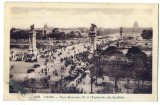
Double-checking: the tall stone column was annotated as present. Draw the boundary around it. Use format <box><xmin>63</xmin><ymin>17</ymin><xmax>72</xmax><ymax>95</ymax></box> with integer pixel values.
<box><xmin>32</xmin><ymin>31</ymin><xmax>37</xmax><ymax>53</ymax></box>
<box><xmin>28</xmin><ymin>25</ymin><xmax>37</xmax><ymax>55</ymax></box>
<box><xmin>88</xmin><ymin>23</ymin><xmax>97</xmax><ymax>94</ymax></box>
<box><xmin>28</xmin><ymin>31</ymin><xmax>33</xmax><ymax>54</ymax></box>
<box><xmin>90</xmin><ymin>36</ymin><xmax>97</xmax><ymax>52</ymax></box>
<box><xmin>88</xmin><ymin>24</ymin><xmax>97</xmax><ymax>54</ymax></box>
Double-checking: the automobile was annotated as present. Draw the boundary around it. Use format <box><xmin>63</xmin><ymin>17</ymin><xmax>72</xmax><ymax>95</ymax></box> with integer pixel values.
<box><xmin>10</xmin><ymin>65</ymin><xmax>14</xmax><ymax>70</ymax></box>
<box><xmin>102</xmin><ymin>82</ymin><xmax>112</xmax><ymax>86</ymax></box>
<box><xmin>102</xmin><ymin>76</ymin><xmax>110</xmax><ymax>83</ymax></box>
<box><xmin>25</xmin><ymin>54</ymin><xmax>37</xmax><ymax>62</ymax></box>
<box><xmin>33</xmin><ymin>64</ymin><xmax>40</xmax><ymax>68</ymax></box>
<box><xmin>71</xmin><ymin>72</ymin><xmax>78</xmax><ymax>76</ymax></box>
<box><xmin>69</xmin><ymin>74</ymin><xmax>76</xmax><ymax>78</ymax></box>
<box><xmin>75</xmin><ymin>69</ymin><xmax>84</xmax><ymax>73</ymax></box>
<box><xmin>27</xmin><ymin>69</ymin><xmax>35</xmax><ymax>73</ymax></box>
<box><xmin>46</xmin><ymin>58</ymin><xmax>50</xmax><ymax>62</ymax></box>
<box><xmin>84</xmin><ymin>70</ymin><xmax>90</xmax><ymax>74</ymax></box>
<box><xmin>15</xmin><ymin>56</ymin><xmax>23</xmax><ymax>61</ymax></box>
<box><xmin>72</xmin><ymin>70</ymin><xmax>78</xmax><ymax>74</ymax></box>
<box><xmin>40</xmin><ymin>54</ymin><xmax>45</xmax><ymax>58</ymax></box>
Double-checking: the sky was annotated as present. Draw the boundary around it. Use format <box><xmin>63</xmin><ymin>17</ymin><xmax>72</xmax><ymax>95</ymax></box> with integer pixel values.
<box><xmin>10</xmin><ymin>7</ymin><xmax>153</xmax><ymax>28</ymax></box>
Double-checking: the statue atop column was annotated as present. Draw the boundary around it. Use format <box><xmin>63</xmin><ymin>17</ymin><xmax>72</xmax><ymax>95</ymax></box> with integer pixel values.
<box><xmin>28</xmin><ymin>24</ymin><xmax>37</xmax><ymax>55</ymax></box>
<box><xmin>89</xmin><ymin>23</ymin><xmax>97</xmax><ymax>37</ymax></box>
<box><xmin>88</xmin><ymin>23</ymin><xmax>97</xmax><ymax>53</ymax></box>
<box><xmin>90</xmin><ymin>23</ymin><xmax>97</xmax><ymax>32</ymax></box>
<box><xmin>30</xmin><ymin>24</ymin><xmax>35</xmax><ymax>31</ymax></box>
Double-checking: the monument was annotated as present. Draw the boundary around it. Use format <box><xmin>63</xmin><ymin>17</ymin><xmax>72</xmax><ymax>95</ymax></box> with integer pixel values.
<box><xmin>43</xmin><ymin>23</ymin><xmax>47</xmax><ymax>37</ymax></box>
<box><xmin>120</xmin><ymin>27</ymin><xmax>123</xmax><ymax>38</ymax></box>
<box><xmin>25</xmin><ymin>24</ymin><xmax>38</xmax><ymax>62</ymax></box>
<box><xmin>133</xmin><ymin>21</ymin><xmax>138</xmax><ymax>29</ymax></box>
<box><xmin>28</xmin><ymin>24</ymin><xmax>37</xmax><ymax>54</ymax></box>
<box><xmin>88</xmin><ymin>23</ymin><xmax>97</xmax><ymax>54</ymax></box>
<box><xmin>88</xmin><ymin>23</ymin><xmax>98</xmax><ymax>93</ymax></box>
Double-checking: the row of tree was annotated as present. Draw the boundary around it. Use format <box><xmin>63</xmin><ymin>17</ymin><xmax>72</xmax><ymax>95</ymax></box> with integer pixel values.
<box><xmin>10</xmin><ymin>28</ymin><xmax>83</xmax><ymax>41</ymax></box>
<box><xmin>47</xmin><ymin>28</ymin><xmax>82</xmax><ymax>40</ymax></box>
<box><xmin>10</xmin><ymin>28</ymin><xmax>29</xmax><ymax>40</ymax></box>
<box><xmin>92</xmin><ymin>46</ymin><xmax>152</xmax><ymax>93</ymax></box>
<box><xmin>10</xmin><ymin>27</ymin><xmax>153</xmax><ymax>41</ymax></box>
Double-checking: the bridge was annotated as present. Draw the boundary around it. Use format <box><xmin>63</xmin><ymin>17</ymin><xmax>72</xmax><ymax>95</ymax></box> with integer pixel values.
<box><xmin>97</xmin><ymin>36</ymin><xmax>127</xmax><ymax>50</ymax></box>
<box><xmin>10</xmin><ymin>35</ymin><xmax>152</xmax><ymax>52</ymax></box>
<box><xmin>96</xmin><ymin>36</ymin><xmax>152</xmax><ymax>52</ymax></box>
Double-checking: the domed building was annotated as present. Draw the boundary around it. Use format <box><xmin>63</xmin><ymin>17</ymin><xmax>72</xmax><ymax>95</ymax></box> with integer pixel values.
<box><xmin>133</xmin><ymin>21</ymin><xmax>138</xmax><ymax>29</ymax></box>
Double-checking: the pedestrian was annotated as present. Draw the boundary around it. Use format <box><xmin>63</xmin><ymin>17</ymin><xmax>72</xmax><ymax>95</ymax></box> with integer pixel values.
<box><xmin>48</xmin><ymin>75</ymin><xmax>51</xmax><ymax>80</ymax></box>
<box><xmin>53</xmin><ymin>70</ymin><xmax>55</xmax><ymax>75</ymax></box>
<box><xmin>119</xmin><ymin>88</ymin><xmax>121</xmax><ymax>92</ymax></box>
<box><xmin>95</xmin><ymin>83</ymin><xmax>98</xmax><ymax>88</ymax></box>
<box><xmin>45</xmin><ymin>72</ymin><xmax>47</xmax><ymax>76</ymax></box>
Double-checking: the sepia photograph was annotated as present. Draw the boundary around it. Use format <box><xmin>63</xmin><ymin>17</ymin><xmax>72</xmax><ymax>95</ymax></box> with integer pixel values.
<box><xmin>3</xmin><ymin>3</ymin><xmax>158</xmax><ymax>101</ymax></box>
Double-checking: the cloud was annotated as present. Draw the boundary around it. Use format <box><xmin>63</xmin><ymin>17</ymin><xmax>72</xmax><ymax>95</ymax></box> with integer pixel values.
<box><xmin>10</xmin><ymin>8</ymin><xmax>153</xmax><ymax>28</ymax></box>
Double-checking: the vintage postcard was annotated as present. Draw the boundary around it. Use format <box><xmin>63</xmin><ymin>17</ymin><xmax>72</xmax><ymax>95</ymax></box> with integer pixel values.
<box><xmin>4</xmin><ymin>3</ymin><xmax>158</xmax><ymax>101</ymax></box>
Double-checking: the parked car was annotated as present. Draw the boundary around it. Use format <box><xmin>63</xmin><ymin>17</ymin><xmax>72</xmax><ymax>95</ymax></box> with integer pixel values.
<box><xmin>33</xmin><ymin>64</ymin><xmax>40</xmax><ymax>68</ymax></box>
<box><xmin>25</xmin><ymin>54</ymin><xmax>37</xmax><ymax>62</ymax></box>
<box><xmin>27</xmin><ymin>69</ymin><xmax>35</xmax><ymax>73</ymax></box>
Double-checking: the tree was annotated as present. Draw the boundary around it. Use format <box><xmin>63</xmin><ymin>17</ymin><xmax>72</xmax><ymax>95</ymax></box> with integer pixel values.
<box><xmin>140</xmin><ymin>55</ymin><xmax>152</xmax><ymax>91</ymax></box>
<box><xmin>10</xmin><ymin>28</ymin><xmax>29</xmax><ymax>42</ymax></box>
<box><xmin>100</xmin><ymin>46</ymin><xmax>126</xmax><ymax>92</ymax></box>
<box><xmin>141</xmin><ymin>29</ymin><xmax>152</xmax><ymax>40</ymax></box>
<box><xmin>102</xmin><ymin>55</ymin><xmax>128</xmax><ymax>93</ymax></box>
<box><xmin>74</xmin><ymin>31</ymin><xmax>82</xmax><ymax>38</ymax></box>
<box><xmin>70</xmin><ymin>31</ymin><xmax>75</xmax><ymax>39</ymax></box>
<box><xmin>100</xmin><ymin>46</ymin><xmax>123</xmax><ymax>56</ymax></box>
<box><xmin>51</xmin><ymin>28</ymin><xmax>67</xmax><ymax>40</ymax></box>
<box><xmin>10</xmin><ymin>28</ymin><xmax>16</xmax><ymax>39</ymax></box>
<box><xmin>36</xmin><ymin>30</ymin><xmax>43</xmax><ymax>40</ymax></box>
<box><xmin>97</xmin><ymin>30</ymin><xmax>101</xmax><ymax>36</ymax></box>
<box><xmin>61</xmin><ymin>32</ymin><xmax>66</xmax><ymax>40</ymax></box>
<box><xmin>126</xmin><ymin>46</ymin><xmax>149</xmax><ymax>92</ymax></box>
<box><xmin>52</xmin><ymin>28</ymin><xmax>59</xmax><ymax>33</ymax></box>
<box><xmin>126</xmin><ymin>46</ymin><xmax>147</xmax><ymax>61</ymax></box>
